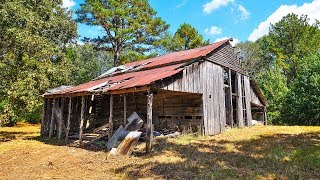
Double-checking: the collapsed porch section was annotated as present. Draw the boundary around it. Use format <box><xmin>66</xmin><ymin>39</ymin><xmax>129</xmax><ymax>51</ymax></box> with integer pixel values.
<box><xmin>41</xmin><ymin>89</ymin><xmax>203</xmax><ymax>153</ymax></box>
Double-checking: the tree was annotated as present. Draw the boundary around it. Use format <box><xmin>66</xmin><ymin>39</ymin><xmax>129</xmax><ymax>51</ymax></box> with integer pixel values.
<box><xmin>66</xmin><ymin>44</ymin><xmax>112</xmax><ymax>85</ymax></box>
<box><xmin>267</xmin><ymin>13</ymin><xmax>320</xmax><ymax>83</ymax></box>
<box><xmin>76</xmin><ymin>0</ymin><xmax>169</xmax><ymax>67</ymax></box>
<box><xmin>280</xmin><ymin>53</ymin><xmax>320</xmax><ymax>125</ymax></box>
<box><xmin>0</xmin><ymin>0</ymin><xmax>77</xmax><ymax>122</ymax></box>
<box><xmin>173</xmin><ymin>23</ymin><xmax>210</xmax><ymax>51</ymax></box>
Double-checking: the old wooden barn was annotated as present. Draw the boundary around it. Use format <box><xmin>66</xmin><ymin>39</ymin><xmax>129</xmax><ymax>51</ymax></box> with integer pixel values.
<box><xmin>41</xmin><ymin>39</ymin><xmax>267</xmax><ymax>152</ymax></box>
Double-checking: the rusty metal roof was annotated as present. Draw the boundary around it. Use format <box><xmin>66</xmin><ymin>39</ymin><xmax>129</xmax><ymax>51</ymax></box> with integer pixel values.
<box><xmin>44</xmin><ymin>39</ymin><xmax>230</xmax><ymax>97</ymax></box>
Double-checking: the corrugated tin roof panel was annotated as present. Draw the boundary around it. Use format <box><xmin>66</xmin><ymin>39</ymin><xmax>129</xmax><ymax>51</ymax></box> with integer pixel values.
<box><xmin>45</xmin><ymin>39</ymin><xmax>230</xmax><ymax>97</ymax></box>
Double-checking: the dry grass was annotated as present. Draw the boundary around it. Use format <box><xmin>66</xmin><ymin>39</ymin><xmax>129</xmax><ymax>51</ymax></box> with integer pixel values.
<box><xmin>0</xmin><ymin>124</ymin><xmax>319</xmax><ymax>179</ymax></box>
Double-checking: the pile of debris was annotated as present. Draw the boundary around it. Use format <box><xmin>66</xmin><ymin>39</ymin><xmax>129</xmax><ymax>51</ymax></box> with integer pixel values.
<box><xmin>70</xmin><ymin>112</ymin><xmax>184</xmax><ymax>155</ymax></box>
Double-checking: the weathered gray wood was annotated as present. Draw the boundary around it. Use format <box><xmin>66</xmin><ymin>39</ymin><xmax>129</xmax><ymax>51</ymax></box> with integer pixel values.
<box><xmin>65</xmin><ymin>97</ymin><xmax>72</xmax><ymax>141</ymax></box>
<box><xmin>106</xmin><ymin>125</ymin><xmax>124</xmax><ymax>150</ymax></box>
<box><xmin>146</xmin><ymin>90</ymin><xmax>153</xmax><ymax>153</ymax></box>
<box><xmin>236</xmin><ymin>73</ymin><xmax>244</xmax><ymax>127</ymax></box>
<box><xmin>124</xmin><ymin>94</ymin><xmax>127</xmax><ymax>125</ymax></box>
<box><xmin>49</xmin><ymin>98</ymin><xmax>56</xmax><ymax>139</ymax></box>
<box><xmin>244</xmin><ymin>76</ymin><xmax>253</xmax><ymax>126</ymax></box>
<box><xmin>79</xmin><ymin>96</ymin><xmax>85</xmax><ymax>145</ymax></box>
<box><xmin>58</xmin><ymin>98</ymin><xmax>65</xmax><ymax>139</ymax></box>
<box><xmin>228</xmin><ymin>69</ymin><xmax>234</xmax><ymax>128</ymax></box>
<box><xmin>109</xmin><ymin>94</ymin><xmax>114</xmax><ymax>137</ymax></box>
<box><xmin>41</xmin><ymin>98</ymin><xmax>47</xmax><ymax>137</ymax></box>
<box><xmin>263</xmin><ymin>106</ymin><xmax>267</xmax><ymax>125</ymax></box>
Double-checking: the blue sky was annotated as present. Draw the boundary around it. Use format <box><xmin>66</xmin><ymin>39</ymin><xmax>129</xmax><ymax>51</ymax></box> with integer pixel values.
<box><xmin>63</xmin><ymin>0</ymin><xmax>320</xmax><ymax>44</ymax></box>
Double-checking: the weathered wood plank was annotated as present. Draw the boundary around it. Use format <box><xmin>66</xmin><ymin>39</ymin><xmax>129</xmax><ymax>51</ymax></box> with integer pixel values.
<box><xmin>79</xmin><ymin>96</ymin><xmax>85</xmax><ymax>145</ymax></box>
<box><xmin>146</xmin><ymin>90</ymin><xmax>153</xmax><ymax>153</ymax></box>
<box><xmin>49</xmin><ymin>98</ymin><xmax>56</xmax><ymax>139</ymax></box>
<box><xmin>41</xmin><ymin>98</ymin><xmax>47</xmax><ymax>137</ymax></box>
<box><xmin>236</xmin><ymin>73</ymin><xmax>244</xmax><ymax>127</ymax></box>
<box><xmin>109</xmin><ymin>95</ymin><xmax>114</xmax><ymax>137</ymax></box>
<box><xmin>58</xmin><ymin>97</ymin><xmax>65</xmax><ymax>139</ymax></box>
<box><xmin>65</xmin><ymin>97</ymin><xmax>72</xmax><ymax>141</ymax></box>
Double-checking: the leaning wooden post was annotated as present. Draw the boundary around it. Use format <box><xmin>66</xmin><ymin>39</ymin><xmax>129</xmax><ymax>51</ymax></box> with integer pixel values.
<box><xmin>49</xmin><ymin>98</ymin><xmax>56</xmax><ymax>139</ymax></box>
<box><xmin>123</xmin><ymin>94</ymin><xmax>127</xmax><ymax>125</ymax></box>
<box><xmin>109</xmin><ymin>94</ymin><xmax>114</xmax><ymax>138</ymax></box>
<box><xmin>41</xmin><ymin>98</ymin><xmax>47</xmax><ymax>137</ymax></box>
<box><xmin>146</xmin><ymin>90</ymin><xmax>153</xmax><ymax>153</ymax></box>
<box><xmin>65</xmin><ymin>97</ymin><xmax>72</xmax><ymax>141</ymax></box>
<box><xmin>79</xmin><ymin>96</ymin><xmax>85</xmax><ymax>145</ymax></box>
<box><xmin>58</xmin><ymin>97</ymin><xmax>65</xmax><ymax>139</ymax></box>
<box><xmin>263</xmin><ymin>106</ymin><xmax>267</xmax><ymax>125</ymax></box>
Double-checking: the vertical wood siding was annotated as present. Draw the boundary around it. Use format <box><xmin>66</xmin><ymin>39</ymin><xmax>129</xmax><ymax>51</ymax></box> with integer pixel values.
<box><xmin>236</xmin><ymin>73</ymin><xmax>244</xmax><ymax>127</ymax></box>
<box><xmin>244</xmin><ymin>76</ymin><xmax>253</xmax><ymax>126</ymax></box>
<box><xmin>160</xmin><ymin>61</ymin><xmax>226</xmax><ymax>135</ymax></box>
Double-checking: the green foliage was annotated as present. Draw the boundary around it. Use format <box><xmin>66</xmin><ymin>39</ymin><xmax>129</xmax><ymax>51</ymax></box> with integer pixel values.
<box><xmin>238</xmin><ymin>14</ymin><xmax>320</xmax><ymax>125</ymax></box>
<box><xmin>280</xmin><ymin>54</ymin><xmax>320</xmax><ymax>125</ymax></box>
<box><xmin>157</xmin><ymin>23</ymin><xmax>209</xmax><ymax>53</ymax></box>
<box><xmin>0</xmin><ymin>99</ymin><xmax>16</xmax><ymax>127</ymax></box>
<box><xmin>173</xmin><ymin>23</ymin><xmax>210</xmax><ymax>50</ymax></box>
<box><xmin>268</xmin><ymin>14</ymin><xmax>320</xmax><ymax>83</ymax></box>
<box><xmin>66</xmin><ymin>44</ymin><xmax>112</xmax><ymax>85</ymax></box>
<box><xmin>0</xmin><ymin>0</ymin><xmax>77</xmax><ymax>123</ymax></box>
<box><xmin>256</xmin><ymin>67</ymin><xmax>288</xmax><ymax>124</ymax></box>
<box><xmin>76</xmin><ymin>0</ymin><xmax>169</xmax><ymax>66</ymax></box>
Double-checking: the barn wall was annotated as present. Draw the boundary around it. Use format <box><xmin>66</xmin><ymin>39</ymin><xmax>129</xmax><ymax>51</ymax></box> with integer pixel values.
<box><xmin>206</xmin><ymin>44</ymin><xmax>246</xmax><ymax>74</ymax></box>
<box><xmin>160</xmin><ymin>61</ymin><xmax>226</xmax><ymax>135</ymax></box>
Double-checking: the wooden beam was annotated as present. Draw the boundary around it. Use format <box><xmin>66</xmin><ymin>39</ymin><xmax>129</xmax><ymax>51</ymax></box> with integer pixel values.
<box><xmin>41</xmin><ymin>98</ymin><xmax>47</xmax><ymax>137</ymax></box>
<box><xmin>58</xmin><ymin>98</ymin><xmax>65</xmax><ymax>139</ymax></box>
<box><xmin>110</xmin><ymin>86</ymin><xmax>149</xmax><ymax>95</ymax></box>
<box><xmin>65</xmin><ymin>97</ymin><xmax>72</xmax><ymax>141</ymax></box>
<box><xmin>49</xmin><ymin>98</ymin><xmax>56</xmax><ymax>139</ymax></box>
<box><xmin>263</xmin><ymin>106</ymin><xmax>267</xmax><ymax>125</ymax></box>
<box><xmin>124</xmin><ymin>94</ymin><xmax>127</xmax><ymax>125</ymax></box>
<box><xmin>146</xmin><ymin>90</ymin><xmax>153</xmax><ymax>153</ymax></box>
<box><xmin>228</xmin><ymin>69</ymin><xmax>234</xmax><ymax>128</ymax></box>
<box><xmin>109</xmin><ymin>94</ymin><xmax>114</xmax><ymax>137</ymax></box>
<box><xmin>79</xmin><ymin>96</ymin><xmax>85</xmax><ymax>145</ymax></box>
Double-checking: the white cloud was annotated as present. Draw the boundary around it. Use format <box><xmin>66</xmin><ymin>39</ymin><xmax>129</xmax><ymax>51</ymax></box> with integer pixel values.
<box><xmin>238</xmin><ymin>4</ymin><xmax>250</xmax><ymax>20</ymax></box>
<box><xmin>215</xmin><ymin>37</ymin><xmax>240</xmax><ymax>47</ymax></box>
<box><xmin>248</xmin><ymin>0</ymin><xmax>320</xmax><ymax>41</ymax></box>
<box><xmin>176</xmin><ymin>0</ymin><xmax>188</xmax><ymax>8</ymax></box>
<box><xmin>62</xmin><ymin>0</ymin><xmax>76</xmax><ymax>9</ymax></box>
<box><xmin>203</xmin><ymin>0</ymin><xmax>234</xmax><ymax>14</ymax></box>
<box><xmin>205</xmin><ymin>26</ymin><xmax>223</xmax><ymax>35</ymax></box>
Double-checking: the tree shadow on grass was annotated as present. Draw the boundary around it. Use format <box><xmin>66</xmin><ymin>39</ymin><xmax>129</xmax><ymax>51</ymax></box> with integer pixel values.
<box><xmin>115</xmin><ymin>131</ymin><xmax>320</xmax><ymax>179</ymax></box>
<box><xmin>0</xmin><ymin>131</ymin><xmax>32</xmax><ymax>142</ymax></box>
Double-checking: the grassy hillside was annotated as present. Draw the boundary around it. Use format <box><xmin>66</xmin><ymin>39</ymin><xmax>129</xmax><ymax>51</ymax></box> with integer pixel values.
<box><xmin>0</xmin><ymin>123</ymin><xmax>319</xmax><ymax>179</ymax></box>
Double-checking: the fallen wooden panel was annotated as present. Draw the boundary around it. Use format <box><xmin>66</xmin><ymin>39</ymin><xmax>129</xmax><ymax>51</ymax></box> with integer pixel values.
<box><xmin>116</xmin><ymin>131</ymin><xmax>142</xmax><ymax>156</ymax></box>
<box><xmin>124</xmin><ymin>112</ymin><xmax>144</xmax><ymax>131</ymax></box>
<box><xmin>106</xmin><ymin>125</ymin><xmax>124</xmax><ymax>150</ymax></box>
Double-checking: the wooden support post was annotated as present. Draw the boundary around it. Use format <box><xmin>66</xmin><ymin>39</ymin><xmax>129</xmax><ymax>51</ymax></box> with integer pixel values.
<box><xmin>124</xmin><ymin>94</ymin><xmax>127</xmax><ymax>125</ymax></box>
<box><xmin>65</xmin><ymin>97</ymin><xmax>72</xmax><ymax>141</ymax></box>
<box><xmin>41</xmin><ymin>98</ymin><xmax>47</xmax><ymax>137</ymax></box>
<box><xmin>109</xmin><ymin>94</ymin><xmax>114</xmax><ymax>137</ymax></box>
<box><xmin>58</xmin><ymin>98</ymin><xmax>65</xmax><ymax>139</ymax></box>
<box><xmin>263</xmin><ymin>106</ymin><xmax>267</xmax><ymax>125</ymax></box>
<box><xmin>228</xmin><ymin>69</ymin><xmax>234</xmax><ymax>128</ymax></box>
<box><xmin>49</xmin><ymin>98</ymin><xmax>56</xmax><ymax>139</ymax></box>
<box><xmin>79</xmin><ymin>96</ymin><xmax>85</xmax><ymax>145</ymax></box>
<box><xmin>146</xmin><ymin>90</ymin><xmax>153</xmax><ymax>153</ymax></box>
